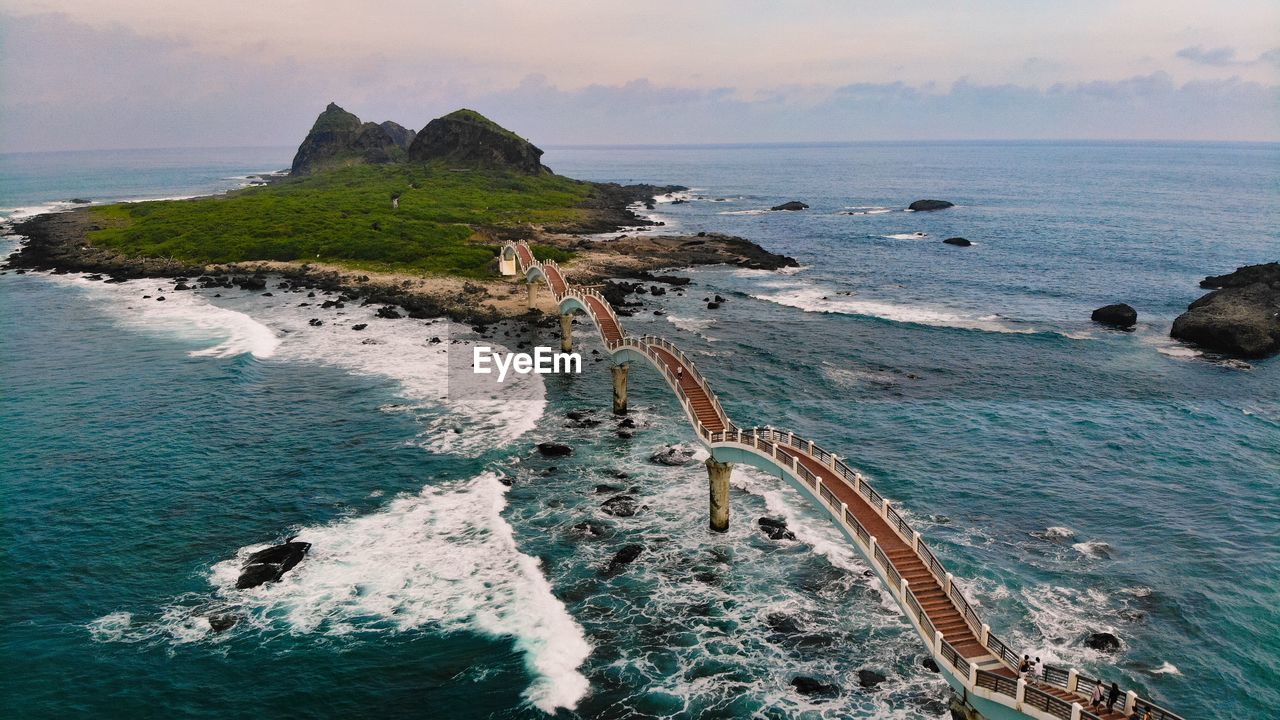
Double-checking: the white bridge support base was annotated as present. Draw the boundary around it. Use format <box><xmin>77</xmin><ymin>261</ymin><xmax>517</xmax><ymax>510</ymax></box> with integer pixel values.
<box><xmin>611</xmin><ymin>363</ymin><xmax>629</xmax><ymax>415</ymax></box>
<box><xmin>527</xmin><ymin>281</ymin><xmax>536</xmax><ymax>309</ymax></box>
<box><xmin>560</xmin><ymin>313</ymin><xmax>572</xmax><ymax>353</ymax></box>
<box><xmin>707</xmin><ymin>458</ymin><xmax>732</xmax><ymax>532</ymax></box>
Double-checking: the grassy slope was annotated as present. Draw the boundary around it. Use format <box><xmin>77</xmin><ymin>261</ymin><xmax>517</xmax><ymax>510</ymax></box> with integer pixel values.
<box><xmin>88</xmin><ymin>163</ymin><xmax>582</xmax><ymax>277</ymax></box>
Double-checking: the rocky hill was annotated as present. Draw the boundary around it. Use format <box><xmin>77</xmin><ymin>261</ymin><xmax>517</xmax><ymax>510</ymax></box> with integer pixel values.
<box><xmin>290</xmin><ymin>103</ymin><xmax>416</xmax><ymax>175</ymax></box>
<box><xmin>407</xmin><ymin>109</ymin><xmax>549</xmax><ymax>174</ymax></box>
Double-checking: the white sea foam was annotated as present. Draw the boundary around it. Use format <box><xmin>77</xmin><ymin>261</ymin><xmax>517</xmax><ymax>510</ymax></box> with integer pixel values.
<box><xmin>883</xmin><ymin>232</ymin><xmax>930</xmax><ymax>240</ymax></box>
<box><xmin>1150</xmin><ymin>662</ymin><xmax>1181</xmax><ymax>676</ymax></box>
<box><xmin>716</xmin><ymin>208</ymin><xmax>771</xmax><ymax>215</ymax></box>
<box><xmin>213</xmin><ymin>472</ymin><xmax>591</xmax><ymax>713</ymax></box>
<box><xmin>665</xmin><ymin>314</ymin><xmax>716</xmax><ymax>334</ymax></box>
<box><xmin>1033</xmin><ymin>526</ymin><xmax>1077</xmax><ymax>540</ymax></box>
<box><xmin>1072</xmin><ymin>540</ymin><xmax>1112</xmax><ymax>559</ymax></box>
<box><xmin>1</xmin><ymin>200</ymin><xmax>87</xmax><ymax>220</ymax></box>
<box><xmin>37</xmin><ymin>274</ymin><xmax>544</xmax><ymax>455</ymax></box>
<box><xmin>750</xmin><ymin>283</ymin><xmax>1037</xmax><ymax>334</ymax></box>
<box><xmin>843</xmin><ymin>206</ymin><xmax>893</xmax><ymax>216</ymax></box>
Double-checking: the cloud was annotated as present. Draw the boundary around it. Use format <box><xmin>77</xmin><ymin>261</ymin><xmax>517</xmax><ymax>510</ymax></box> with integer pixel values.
<box><xmin>1176</xmin><ymin>45</ymin><xmax>1280</xmax><ymax>67</ymax></box>
<box><xmin>2</xmin><ymin>11</ymin><xmax>1278</xmax><ymax>151</ymax></box>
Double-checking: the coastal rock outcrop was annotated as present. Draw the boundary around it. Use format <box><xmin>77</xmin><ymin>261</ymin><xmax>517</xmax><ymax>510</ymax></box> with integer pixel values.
<box><xmin>758</xmin><ymin>517</ymin><xmax>797</xmax><ymax>541</ymax></box>
<box><xmin>943</xmin><ymin>237</ymin><xmax>971</xmax><ymax>247</ymax></box>
<box><xmin>791</xmin><ymin>676</ymin><xmax>840</xmax><ymax>696</ymax></box>
<box><xmin>1091</xmin><ymin>303</ymin><xmax>1138</xmax><ymax>329</ymax></box>
<box><xmin>536</xmin><ymin>442</ymin><xmax>572</xmax><ymax>457</ymax></box>
<box><xmin>1170</xmin><ymin>263</ymin><xmax>1280</xmax><ymax>358</ymax></box>
<box><xmin>1084</xmin><ymin>631</ymin><xmax>1122</xmax><ymax>653</ymax></box>
<box><xmin>650</xmin><ymin>445</ymin><xmax>697</xmax><ymax>466</ymax></box>
<box><xmin>770</xmin><ymin>201</ymin><xmax>809</xmax><ymax>211</ymax></box>
<box><xmin>908</xmin><ymin>199</ymin><xmax>954</xmax><ymax>211</ymax></box>
<box><xmin>235</xmin><ymin>540</ymin><xmax>311</xmax><ymax>589</ymax></box>
<box><xmin>601</xmin><ymin>543</ymin><xmax>644</xmax><ymax>575</ymax></box>
<box><xmin>290</xmin><ymin>103</ymin><xmax>414</xmax><ymax>175</ymax></box>
<box><xmin>408</xmin><ymin>109</ymin><xmax>548</xmax><ymax>174</ymax></box>
<box><xmin>857</xmin><ymin>669</ymin><xmax>888</xmax><ymax>688</ymax></box>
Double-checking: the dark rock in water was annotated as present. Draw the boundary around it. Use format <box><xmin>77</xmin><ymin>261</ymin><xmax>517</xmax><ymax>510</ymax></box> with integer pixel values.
<box><xmin>706</xmin><ymin>301</ymin><xmax>720</xmax><ymax>309</ymax></box>
<box><xmin>351</xmin><ymin>323</ymin><xmax>368</xmax><ymax>331</ymax></box>
<box><xmin>1091</xmin><ymin>303</ymin><xmax>1138</xmax><ymax>329</ymax></box>
<box><xmin>407</xmin><ymin>109</ymin><xmax>549</xmax><ymax>174</ymax></box>
<box><xmin>617</xmin><ymin>417</ymin><xmax>637</xmax><ymax>429</ymax></box>
<box><xmin>922</xmin><ymin>657</ymin><xmax>940</xmax><ymax>672</ymax></box>
<box><xmin>69</xmin><ymin>198</ymin><xmax>92</xmax><ymax>204</ymax></box>
<box><xmin>375</xmin><ymin>306</ymin><xmax>402</xmax><ymax>319</ymax></box>
<box><xmin>766</xmin><ymin>612</ymin><xmax>805</xmax><ymax>635</ymax></box>
<box><xmin>173</xmin><ymin>282</ymin><xmax>192</xmax><ymax>290</ymax></box>
<box><xmin>650</xmin><ymin>445</ymin><xmax>697</xmax><ymax>466</ymax></box>
<box><xmin>602</xmin><ymin>543</ymin><xmax>644</xmax><ymax>575</ymax></box>
<box><xmin>758</xmin><ymin>517</ymin><xmax>797</xmax><ymax>541</ymax></box>
<box><xmin>943</xmin><ymin>237</ymin><xmax>971</xmax><ymax>247</ymax></box>
<box><xmin>595</xmin><ymin>483</ymin><xmax>623</xmax><ymax>494</ymax></box>
<box><xmin>857</xmin><ymin>669</ymin><xmax>887</xmax><ymax>688</ymax></box>
<box><xmin>1171</xmin><ymin>263</ymin><xmax>1280</xmax><ymax>358</ymax></box>
<box><xmin>571</xmin><ymin>520</ymin><xmax>609</xmax><ymax>539</ymax></box>
<box><xmin>714</xmin><ymin>295</ymin><xmax>725</xmax><ymax>303</ymax></box>
<box><xmin>771</xmin><ymin>201</ymin><xmax>809</xmax><ymax>211</ymax></box>
<box><xmin>235</xmin><ymin>541</ymin><xmax>311</xmax><ymax>589</ymax></box>
<box><xmin>601</xmin><ymin>494</ymin><xmax>642</xmax><ymax>517</ymax></box>
<box><xmin>908</xmin><ymin>199</ymin><xmax>954</xmax><ymax>211</ymax></box>
<box><xmin>155</xmin><ymin>296</ymin><xmax>166</xmax><ymax>302</ymax></box>
<box><xmin>208</xmin><ymin>614</ymin><xmax>238</xmax><ymax>633</ymax></box>
<box><xmin>537</xmin><ymin>442</ymin><xmax>572</xmax><ymax>457</ymax></box>
<box><xmin>616</xmin><ymin>430</ymin><xmax>634</xmax><ymax>439</ymax></box>
<box><xmin>791</xmin><ymin>676</ymin><xmax>839</xmax><ymax>696</ymax></box>
<box><xmin>1084</xmin><ymin>631</ymin><xmax>1122</xmax><ymax>653</ymax></box>
<box><xmin>308</xmin><ymin>318</ymin><xmax>323</xmax><ymax>327</ymax></box>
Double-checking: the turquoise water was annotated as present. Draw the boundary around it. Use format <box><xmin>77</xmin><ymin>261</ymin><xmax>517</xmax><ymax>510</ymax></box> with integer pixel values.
<box><xmin>2</xmin><ymin>144</ymin><xmax>1278</xmax><ymax>719</ymax></box>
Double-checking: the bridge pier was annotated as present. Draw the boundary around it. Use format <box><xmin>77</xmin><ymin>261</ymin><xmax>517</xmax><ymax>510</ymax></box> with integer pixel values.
<box><xmin>527</xmin><ymin>281</ymin><xmax>536</xmax><ymax>309</ymax></box>
<box><xmin>559</xmin><ymin>313</ymin><xmax>573</xmax><ymax>353</ymax></box>
<box><xmin>706</xmin><ymin>458</ymin><xmax>732</xmax><ymax>532</ymax></box>
<box><xmin>611</xmin><ymin>363</ymin><xmax>629</xmax><ymax>415</ymax></box>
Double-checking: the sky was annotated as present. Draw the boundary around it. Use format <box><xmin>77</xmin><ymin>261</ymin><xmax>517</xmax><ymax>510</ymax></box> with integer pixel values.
<box><xmin>1</xmin><ymin>1</ymin><xmax>1277</xmax><ymax>151</ymax></box>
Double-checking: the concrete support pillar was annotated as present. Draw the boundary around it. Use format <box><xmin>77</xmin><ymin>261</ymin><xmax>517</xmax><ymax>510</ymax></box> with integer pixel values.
<box><xmin>526</xmin><ymin>282</ymin><xmax>535</xmax><ymax>309</ymax></box>
<box><xmin>559</xmin><ymin>313</ymin><xmax>572</xmax><ymax>353</ymax></box>
<box><xmin>706</xmin><ymin>458</ymin><xmax>732</xmax><ymax>533</ymax></box>
<box><xmin>1015</xmin><ymin>678</ymin><xmax>1026</xmax><ymax>706</ymax></box>
<box><xmin>1067</xmin><ymin>668</ymin><xmax>1079</xmax><ymax>693</ymax></box>
<box><xmin>611</xmin><ymin>363</ymin><xmax>629</xmax><ymax>415</ymax></box>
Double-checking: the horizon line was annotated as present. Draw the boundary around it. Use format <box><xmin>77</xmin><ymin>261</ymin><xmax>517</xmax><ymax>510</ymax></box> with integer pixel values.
<box><xmin>3</xmin><ymin>137</ymin><xmax>1279</xmax><ymax>156</ymax></box>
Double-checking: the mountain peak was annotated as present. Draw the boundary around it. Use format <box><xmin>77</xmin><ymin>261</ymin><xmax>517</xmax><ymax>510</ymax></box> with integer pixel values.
<box><xmin>407</xmin><ymin>109</ymin><xmax>548</xmax><ymax>174</ymax></box>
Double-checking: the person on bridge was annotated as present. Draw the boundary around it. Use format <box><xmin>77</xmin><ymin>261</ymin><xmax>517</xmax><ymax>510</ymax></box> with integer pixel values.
<box><xmin>1106</xmin><ymin>681</ymin><xmax>1120</xmax><ymax>713</ymax></box>
<box><xmin>1019</xmin><ymin>655</ymin><xmax>1031</xmax><ymax>678</ymax></box>
<box><xmin>1033</xmin><ymin>657</ymin><xmax>1044</xmax><ymax>681</ymax></box>
<box><xmin>1090</xmin><ymin>681</ymin><xmax>1104</xmax><ymax>709</ymax></box>
<box><xmin>676</xmin><ymin>366</ymin><xmax>684</xmax><ymax>383</ymax></box>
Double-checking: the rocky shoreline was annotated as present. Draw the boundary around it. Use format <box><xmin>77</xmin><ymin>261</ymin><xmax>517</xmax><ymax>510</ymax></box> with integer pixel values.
<box><xmin>2</xmin><ymin>193</ymin><xmax>797</xmax><ymax>325</ymax></box>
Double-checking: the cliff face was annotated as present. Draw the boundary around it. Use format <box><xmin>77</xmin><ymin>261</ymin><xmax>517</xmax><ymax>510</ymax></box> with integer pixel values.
<box><xmin>290</xmin><ymin>103</ymin><xmax>415</xmax><ymax>175</ymax></box>
<box><xmin>407</xmin><ymin>109</ymin><xmax>548</xmax><ymax>174</ymax></box>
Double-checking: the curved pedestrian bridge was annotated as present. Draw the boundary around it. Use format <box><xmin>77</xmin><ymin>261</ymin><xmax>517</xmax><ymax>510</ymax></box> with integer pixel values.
<box><xmin>503</xmin><ymin>242</ymin><xmax>1184</xmax><ymax>720</ymax></box>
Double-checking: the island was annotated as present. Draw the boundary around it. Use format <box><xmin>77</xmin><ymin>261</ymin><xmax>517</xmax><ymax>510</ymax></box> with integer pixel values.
<box><xmin>4</xmin><ymin>104</ymin><xmax>796</xmax><ymax>323</ymax></box>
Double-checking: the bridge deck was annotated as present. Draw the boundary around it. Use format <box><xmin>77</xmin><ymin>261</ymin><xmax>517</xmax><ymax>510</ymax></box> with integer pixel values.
<box><xmin>507</xmin><ymin>240</ymin><xmax>1176</xmax><ymax>720</ymax></box>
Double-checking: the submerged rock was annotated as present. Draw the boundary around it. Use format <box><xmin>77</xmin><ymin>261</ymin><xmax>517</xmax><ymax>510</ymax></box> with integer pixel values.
<box><xmin>1171</xmin><ymin>263</ymin><xmax>1280</xmax><ymax>358</ymax></box>
<box><xmin>601</xmin><ymin>494</ymin><xmax>643</xmax><ymax>517</ymax></box>
<box><xmin>943</xmin><ymin>237</ymin><xmax>971</xmax><ymax>247</ymax></box>
<box><xmin>791</xmin><ymin>676</ymin><xmax>840</xmax><ymax>696</ymax></box>
<box><xmin>207</xmin><ymin>614</ymin><xmax>238</xmax><ymax>633</ymax></box>
<box><xmin>649</xmin><ymin>445</ymin><xmax>697</xmax><ymax>466</ymax></box>
<box><xmin>536</xmin><ymin>442</ymin><xmax>572</xmax><ymax>457</ymax></box>
<box><xmin>1085</xmin><ymin>631</ymin><xmax>1122</xmax><ymax>653</ymax></box>
<box><xmin>602</xmin><ymin>543</ymin><xmax>644</xmax><ymax>575</ymax></box>
<box><xmin>757</xmin><ymin>517</ymin><xmax>797</xmax><ymax>541</ymax></box>
<box><xmin>1091</xmin><ymin>303</ymin><xmax>1138</xmax><ymax>329</ymax></box>
<box><xmin>857</xmin><ymin>669</ymin><xmax>888</xmax><ymax>688</ymax></box>
<box><xmin>235</xmin><ymin>540</ymin><xmax>311</xmax><ymax>589</ymax></box>
<box><xmin>770</xmin><ymin>201</ymin><xmax>809</xmax><ymax>211</ymax></box>
<box><xmin>908</xmin><ymin>199</ymin><xmax>954</xmax><ymax>211</ymax></box>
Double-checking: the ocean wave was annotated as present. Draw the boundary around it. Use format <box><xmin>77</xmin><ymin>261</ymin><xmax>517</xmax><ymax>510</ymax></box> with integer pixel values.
<box><xmin>750</xmin><ymin>284</ymin><xmax>1039</xmax><ymax>334</ymax></box>
<box><xmin>1150</xmin><ymin>662</ymin><xmax>1181</xmax><ymax>676</ymax></box>
<box><xmin>1</xmin><ymin>200</ymin><xmax>89</xmax><ymax>221</ymax></box>
<box><xmin>41</xmin><ymin>274</ymin><xmax>544</xmax><ymax>455</ymax></box>
<box><xmin>842</xmin><ymin>206</ymin><xmax>893</xmax><ymax>216</ymax></box>
<box><xmin>882</xmin><ymin>232</ymin><xmax>930</xmax><ymax>240</ymax></box>
<box><xmin>716</xmin><ymin>208</ymin><xmax>771</xmax><ymax>215</ymax></box>
<box><xmin>95</xmin><ymin>471</ymin><xmax>592</xmax><ymax>714</ymax></box>
<box><xmin>666</xmin><ymin>314</ymin><xmax>716</xmax><ymax>334</ymax></box>
<box><xmin>1072</xmin><ymin>540</ymin><xmax>1112</xmax><ymax>559</ymax></box>
<box><xmin>1031</xmin><ymin>526</ymin><xmax>1077</xmax><ymax>541</ymax></box>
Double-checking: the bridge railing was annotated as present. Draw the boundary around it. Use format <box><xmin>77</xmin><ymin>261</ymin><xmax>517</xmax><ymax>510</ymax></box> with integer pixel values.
<box><xmin>516</xmin><ymin>242</ymin><xmax>1184</xmax><ymax>720</ymax></box>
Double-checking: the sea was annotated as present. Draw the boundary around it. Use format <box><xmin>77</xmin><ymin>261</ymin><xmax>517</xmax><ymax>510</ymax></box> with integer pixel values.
<box><xmin>1</xmin><ymin>143</ymin><xmax>1277</xmax><ymax>720</ymax></box>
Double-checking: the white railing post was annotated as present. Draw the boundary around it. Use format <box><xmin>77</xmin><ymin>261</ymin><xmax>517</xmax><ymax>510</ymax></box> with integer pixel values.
<box><xmin>867</xmin><ymin>535</ymin><xmax>878</xmax><ymax>564</ymax></box>
<box><xmin>945</xmin><ymin>572</ymin><xmax>954</xmax><ymax>596</ymax></box>
<box><xmin>1015</xmin><ymin>678</ymin><xmax>1026</xmax><ymax>706</ymax></box>
<box><xmin>839</xmin><ymin>502</ymin><xmax>848</xmax><ymax>524</ymax></box>
<box><xmin>1124</xmin><ymin>691</ymin><xmax>1137</xmax><ymax>715</ymax></box>
<box><xmin>1070</xmin><ymin>702</ymin><xmax>1082</xmax><ymax>720</ymax></box>
<box><xmin>1067</xmin><ymin>668</ymin><xmax>1078</xmax><ymax>693</ymax></box>
<box><xmin>933</xmin><ymin>630</ymin><xmax>943</xmax><ymax>656</ymax></box>
<box><xmin>899</xmin><ymin>578</ymin><xmax>909</xmax><ymax>600</ymax></box>
<box><xmin>967</xmin><ymin>662</ymin><xmax>978</xmax><ymax>688</ymax></box>
<box><xmin>980</xmin><ymin>623</ymin><xmax>990</xmax><ymax>646</ymax></box>
<box><xmin>912</xmin><ymin>530</ymin><xmax>922</xmax><ymax>552</ymax></box>
<box><xmin>881</xmin><ymin>499</ymin><xmax>892</xmax><ymax>521</ymax></box>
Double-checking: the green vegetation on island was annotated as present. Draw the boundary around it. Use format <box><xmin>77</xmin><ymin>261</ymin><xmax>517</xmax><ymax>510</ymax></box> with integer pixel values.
<box><xmin>87</xmin><ymin>162</ymin><xmax>584</xmax><ymax>276</ymax></box>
